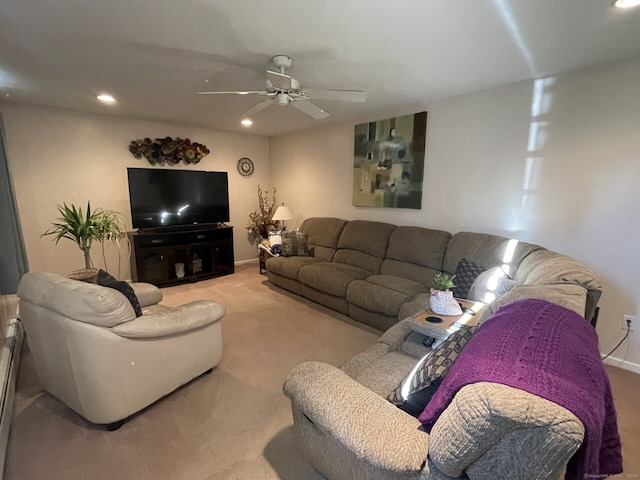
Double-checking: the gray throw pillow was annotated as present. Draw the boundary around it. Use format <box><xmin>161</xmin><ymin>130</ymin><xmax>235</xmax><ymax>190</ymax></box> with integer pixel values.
<box><xmin>467</xmin><ymin>266</ymin><xmax>517</xmax><ymax>303</ymax></box>
<box><xmin>453</xmin><ymin>258</ymin><xmax>486</xmax><ymax>299</ymax></box>
<box><xmin>281</xmin><ymin>231</ymin><xmax>309</xmax><ymax>257</ymax></box>
<box><xmin>387</xmin><ymin>325</ymin><xmax>477</xmax><ymax>417</ymax></box>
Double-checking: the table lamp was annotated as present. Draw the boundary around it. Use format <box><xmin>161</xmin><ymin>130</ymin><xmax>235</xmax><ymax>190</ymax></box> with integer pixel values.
<box><xmin>272</xmin><ymin>204</ymin><xmax>293</xmax><ymax>231</ymax></box>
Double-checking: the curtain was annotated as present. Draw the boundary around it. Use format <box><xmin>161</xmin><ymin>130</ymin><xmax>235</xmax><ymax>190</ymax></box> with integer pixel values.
<box><xmin>0</xmin><ymin>116</ymin><xmax>28</xmax><ymax>294</ymax></box>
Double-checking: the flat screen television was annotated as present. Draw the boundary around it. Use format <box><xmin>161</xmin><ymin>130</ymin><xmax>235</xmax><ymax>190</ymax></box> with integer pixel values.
<box><xmin>127</xmin><ymin>168</ymin><xmax>230</xmax><ymax>229</ymax></box>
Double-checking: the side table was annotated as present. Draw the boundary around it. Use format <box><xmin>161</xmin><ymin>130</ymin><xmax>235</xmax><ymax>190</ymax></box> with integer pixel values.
<box><xmin>406</xmin><ymin>298</ymin><xmax>485</xmax><ymax>346</ymax></box>
<box><xmin>259</xmin><ymin>249</ymin><xmax>269</xmax><ymax>274</ymax></box>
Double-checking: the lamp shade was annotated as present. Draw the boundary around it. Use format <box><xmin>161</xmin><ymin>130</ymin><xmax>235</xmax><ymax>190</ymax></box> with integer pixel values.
<box><xmin>272</xmin><ymin>205</ymin><xmax>293</xmax><ymax>221</ymax></box>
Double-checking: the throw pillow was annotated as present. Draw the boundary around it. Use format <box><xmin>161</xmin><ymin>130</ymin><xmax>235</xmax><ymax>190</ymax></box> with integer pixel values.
<box><xmin>467</xmin><ymin>266</ymin><xmax>517</xmax><ymax>303</ymax></box>
<box><xmin>96</xmin><ymin>269</ymin><xmax>143</xmax><ymax>317</ymax></box>
<box><xmin>281</xmin><ymin>231</ymin><xmax>309</xmax><ymax>257</ymax></box>
<box><xmin>387</xmin><ymin>325</ymin><xmax>477</xmax><ymax>417</ymax></box>
<box><xmin>453</xmin><ymin>258</ymin><xmax>486</xmax><ymax>299</ymax></box>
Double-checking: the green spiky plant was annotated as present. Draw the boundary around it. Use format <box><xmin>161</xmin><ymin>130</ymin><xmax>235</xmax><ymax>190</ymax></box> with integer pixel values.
<box><xmin>42</xmin><ymin>202</ymin><xmax>125</xmax><ymax>270</ymax></box>
<box><xmin>432</xmin><ymin>272</ymin><xmax>456</xmax><ymax>291</ymax></box>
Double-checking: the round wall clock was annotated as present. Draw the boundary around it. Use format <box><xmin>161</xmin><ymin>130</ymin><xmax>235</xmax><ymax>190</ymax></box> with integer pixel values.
<box><xmin>237</xmin><ymin>157</ymin><xmax>254</xmax><ymax>177</ymax></box>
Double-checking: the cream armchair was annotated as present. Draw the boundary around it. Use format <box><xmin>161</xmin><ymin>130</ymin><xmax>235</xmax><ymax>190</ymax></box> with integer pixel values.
<box><xmin>17</xmin><ymin>271</ymin><xmax>224</xmax><ymax>430</ymax></box>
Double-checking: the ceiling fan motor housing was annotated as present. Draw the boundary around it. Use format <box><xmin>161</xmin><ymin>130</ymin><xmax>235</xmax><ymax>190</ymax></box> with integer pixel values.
<box><xmin>276</xmin><ymin>93</ymin><xmax>290</xmax><ymax>105</ymax></box>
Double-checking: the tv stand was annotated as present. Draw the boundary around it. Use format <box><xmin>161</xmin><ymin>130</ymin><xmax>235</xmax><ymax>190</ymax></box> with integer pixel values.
<box><xmin>128</xmin><ymin>225</ymin><xmax>234</xmax><ymax>287</ymax></box>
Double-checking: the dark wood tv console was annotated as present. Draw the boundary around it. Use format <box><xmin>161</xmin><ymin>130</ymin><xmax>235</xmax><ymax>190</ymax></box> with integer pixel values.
<box><xmin>128</xmin><ymin>225</ymin><xmax>234</xmax><ymax>287</ymax></box>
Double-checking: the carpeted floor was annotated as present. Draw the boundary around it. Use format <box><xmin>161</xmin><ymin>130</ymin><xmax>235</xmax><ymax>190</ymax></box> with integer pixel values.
<box><xmin>4</xmin><ymin>263</ymin><xmax>380</xmax><ymax>480</ymax></box>
<box><xmin>5</xmin><ymin>263</ymin><xmax>640</xmax><ymax>479</ymax></box>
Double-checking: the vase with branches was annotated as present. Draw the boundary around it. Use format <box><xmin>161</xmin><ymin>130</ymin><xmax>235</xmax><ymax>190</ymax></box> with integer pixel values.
<box><xmin>42</xmin><ymin>202</ymin><xmax>126</xmax><ymax>272</ymax></box>
<box><xmin>246</xmin><ymin>185</ymin><xmax>279</xmax><ymax>240</ymax></box>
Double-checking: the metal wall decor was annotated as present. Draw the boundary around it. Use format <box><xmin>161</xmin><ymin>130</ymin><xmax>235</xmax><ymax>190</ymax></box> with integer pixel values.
<box><xmin>129</xmin><ymin>137</ymin><xmax>210</xmax><ymax>165</ymax></box>
<box><xmin>237</xmin><ymin>157</ymin><xmax>254</xmax><ymax>177</ymax></box>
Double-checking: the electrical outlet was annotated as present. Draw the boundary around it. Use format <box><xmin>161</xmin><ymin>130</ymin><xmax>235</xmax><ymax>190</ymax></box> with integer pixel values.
<box><xmin>622</xmin><ymin>314</ymin><xmax>635</xmax><ymax>332</ymax></box>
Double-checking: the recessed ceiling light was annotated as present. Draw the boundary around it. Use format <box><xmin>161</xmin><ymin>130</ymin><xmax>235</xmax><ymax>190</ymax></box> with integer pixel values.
<box><xmin>613</xmin><ymin>0</ymin><xmax>640</xmax><ymax>8</ymax></box>
<box><xmin>241</xmin><ymin>119</ymin><xmax>253</xmax><ymax>127</ymax></box>
<box><xmin>97</xmin><ymin>94</ymin><xmax>116</xmax><ymax>104</ymax></box>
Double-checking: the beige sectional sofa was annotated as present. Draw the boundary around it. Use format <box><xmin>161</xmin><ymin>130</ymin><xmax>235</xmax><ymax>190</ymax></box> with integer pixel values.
<box><xmin>271</xmin><ymin>217</ymin><xmax>604</xmax><ymax>480</ymax></box>
<box><xmin>266</xmin><ymin>217</ymin><xmax>601</xmax><ymax>330</ymax></box>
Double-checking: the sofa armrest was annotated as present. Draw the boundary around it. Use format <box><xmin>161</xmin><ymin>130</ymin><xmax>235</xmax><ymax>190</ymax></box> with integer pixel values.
<box><xmin>111</xmin><ymin>300</ymin><xmax>225</xmax><ymax>338</ymax></box>
<box><xmin>128</xmin><ymin>282</ymin><xmax>163</xmax><ymax>308</ymax></box>
<box><xmin>429</xmin><ymin>382</ymin><xmax>584</xmax><ymax>480</ymax></box>
<box><xmin>283</xmin><ymin>361</ymin><xmax>429</xmax><ymax>473</ymax></box>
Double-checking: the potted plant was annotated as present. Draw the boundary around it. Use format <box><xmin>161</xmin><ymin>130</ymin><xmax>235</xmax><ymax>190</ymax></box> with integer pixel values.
<box><xmin>42</xmin><ymin>202</ymin><xmax>126</xmax><ymax>277</ymax></box>
<box><xmin>246</xmin><ymin>185</ymin><xmax>279</xmax><ymax>241</ymax></box>
<box><xmin>430</xmin><ymin>272</ymin><xmax>463</xmax><ymax>315</ymax></box>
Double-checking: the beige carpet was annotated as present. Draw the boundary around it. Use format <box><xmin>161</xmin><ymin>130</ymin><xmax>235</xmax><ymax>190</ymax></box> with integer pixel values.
<box><xmin>4</xmin><ymin>263</ymin><xmax>381</xmax><ymax>480</ymax></box>
<box><xmin>5</xmin><ymin>264</ymin><xmax>640</xmax><ymax>478</ymax></box>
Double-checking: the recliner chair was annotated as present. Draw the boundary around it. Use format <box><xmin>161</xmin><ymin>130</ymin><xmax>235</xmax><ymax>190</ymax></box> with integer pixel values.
<box><xmin>17</xmin><ymin>271</ymin><xmax>224</xmax><ymax>430</ymax></box>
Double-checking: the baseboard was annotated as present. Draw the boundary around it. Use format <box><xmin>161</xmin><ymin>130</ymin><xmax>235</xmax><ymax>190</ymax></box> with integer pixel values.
<box><xmin>0</xmin><ymin>318</ymin><xmax>24</xmax><ymax>480</ymax></box>
<box><xmin>235</xmin><ymin>258</ymin><xmax>259</xmax><ymax>266</ymax></box>
<box><xmin>603</xmin><ymin>356</ymin><xmax>640</xmax><ymax>375</ymax></box>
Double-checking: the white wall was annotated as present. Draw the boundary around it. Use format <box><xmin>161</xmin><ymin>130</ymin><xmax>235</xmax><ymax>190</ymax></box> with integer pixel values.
<box><xmin>270</xmin><ymin>55</ymin><xmax>640</xmax><ymax>370</ymax></box>
<box><xmin>1</xmin><ymin>104</ymin><xmax>271</xmax><ymax>278</ymax></box>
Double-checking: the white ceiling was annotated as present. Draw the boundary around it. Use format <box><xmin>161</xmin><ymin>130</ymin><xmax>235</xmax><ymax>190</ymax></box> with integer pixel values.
<box><xmin>2</xmin><ymin>0</ymin><xmax>640</xmax><ymax>137</ymax></box>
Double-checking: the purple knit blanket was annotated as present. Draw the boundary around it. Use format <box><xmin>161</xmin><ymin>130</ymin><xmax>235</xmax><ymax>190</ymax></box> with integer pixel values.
<box><xmin>418</xmin><ymin>298</ymin><xmax>622</xmax><ymax>479</ymax></box>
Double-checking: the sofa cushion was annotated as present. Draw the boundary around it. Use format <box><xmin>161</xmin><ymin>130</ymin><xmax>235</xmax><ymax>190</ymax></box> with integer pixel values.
<box><xmin>97</xmin><ymin>269</ymin><xmax>142</xmax><ymax>317</ymax></box>
<box><xmin>128</xmin><ymin>282</ymin><xmax>163</xmax><ymax>308</ymax></box>
<box><xmin>17</xmin><ymin>272</ymin><xmax>136</xmax><ymax>327</ymax></box>
<box><xmin>298</xmin><ymin>263</ymin><xmax>370</xmax><ymax>297</ymax></box>
<box><xmin>387</xmin><ymin>325</ymin><xmax>477</xmax><ymax>416</ymax></box>
<box><xmin>337</xmin><ymin>220</ymin><xmax>396</xmax><ymax>258</ymax></box>
<box><xmin>346</xmin><ymin>275</ymin><xmax>428</xmax><ymax>317</ymax></box>
<box><xmin>381</xmin><ymin>260</ymin><xmax>441</xmax><ymax>289</ymax></box>
<box><xmin>514</xmin><ymin>249</ymin><xmax>602</xmax><ymax>322</ymax></box>
<box><xmin>333</xmin><ymin>220</ymin><xmax>395</xmax><ymax>273</ymax></box>
<box><xmin>474</xmin><ymin>283</ymin><xmax>588</xmax><ymax>324</ymax></box>
<box><xmin>300</xmin><ymin>217</ymin><xmax>348</xmax><ymax>261</ymax></box>
<box><xmin>386</xmin><ymin>226</ymin><xmax>451</xmax><ymax>269</ymax></box>
<box><xmin>514</xmin><ymin>249</ymin><xmax>602</xmax><ymax>291</ymax></box>
<box><xmin>341</xmin><ymin>342</ymin><xmax>420</xmax><ymax>398</ymax></box>
<box><xmin>452</xmin><ymin>258</ymin><xmax>486</xmax><ymax>299</ymax></box>
<box><xmin>443</xmin><ymin>232</ymin><xmax>542</xmax><ymax>278</ymax></box>
<box><xmin>333</xmin><ymin>249</ymin><xmax>385</xmax><ymax>274</ymax></box>
<box><xmin>266</xmin><ymin>256</ymin><xmax>323</xmax><ymax>280</ymax></box>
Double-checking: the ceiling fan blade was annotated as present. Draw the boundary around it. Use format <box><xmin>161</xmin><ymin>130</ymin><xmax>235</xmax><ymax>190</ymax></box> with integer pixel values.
<box><xmin>304</xmin><ymin>89</ymin><xmax>366</xmax><ymax>103</ymax></box>
<box><xmin>267</xmin><ymin>70</ymin><xmax>295</xmax><ymax>90</ymax></box>
<box><xmin>197</xmin><ymin>90</ymin><xmax>269</xmax><ymax>95</ymax></box>
<box><xmin>291</xmin><ymin>98</ymin><xmax>330</xmax><ymax>119</ymax></box>
<box><xmin>240</xmin><ymin>98</ymin><xmax>274</xmax><ymax>118</ymax></box>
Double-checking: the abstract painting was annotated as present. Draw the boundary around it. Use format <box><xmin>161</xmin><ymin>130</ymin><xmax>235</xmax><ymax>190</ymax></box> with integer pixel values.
<box><xmin>353</xmin><ymin>111</ymin><xmax>427</xmax><ymax>209</ymax></box>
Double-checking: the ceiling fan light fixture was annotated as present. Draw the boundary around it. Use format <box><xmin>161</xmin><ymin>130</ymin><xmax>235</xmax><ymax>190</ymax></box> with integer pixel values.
<box><xmin>241</xmin><ymin>119</ymin><xmax>253</xmax><ymax>127</ymax></box>
<box><xmin>276</xmin><ymin>93</ymin><xmax>289</xmax><ymax>106</ymax></box>
<box><xmin>96</xmin><ymin>94</ymin><xmax>116</xmax><ymax>104</ymax></box>
<box><xmin>613</xmin><ymin>0</ymin><xmax>640</xmax><ymax>8</ymax></box>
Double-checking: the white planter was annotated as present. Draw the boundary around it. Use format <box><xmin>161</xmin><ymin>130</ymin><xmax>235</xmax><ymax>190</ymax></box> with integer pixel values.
<box><xmin>429</xmin><ymin>289</ymin><xmax>463</xmax><ymax>316</ymax></box>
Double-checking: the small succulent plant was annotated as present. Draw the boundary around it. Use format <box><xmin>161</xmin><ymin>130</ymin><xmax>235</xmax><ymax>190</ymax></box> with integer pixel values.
<box><xmin>432</xmin><ymin>272</ymin><xmax>456</xmax><ymax>291</ymax></box>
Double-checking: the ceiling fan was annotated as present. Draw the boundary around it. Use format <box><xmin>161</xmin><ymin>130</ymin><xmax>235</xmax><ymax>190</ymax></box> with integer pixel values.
<box><xmin>197</xmin><ymin>55</ymin><xmax>366</xmax><ymax>120</ymax></box>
